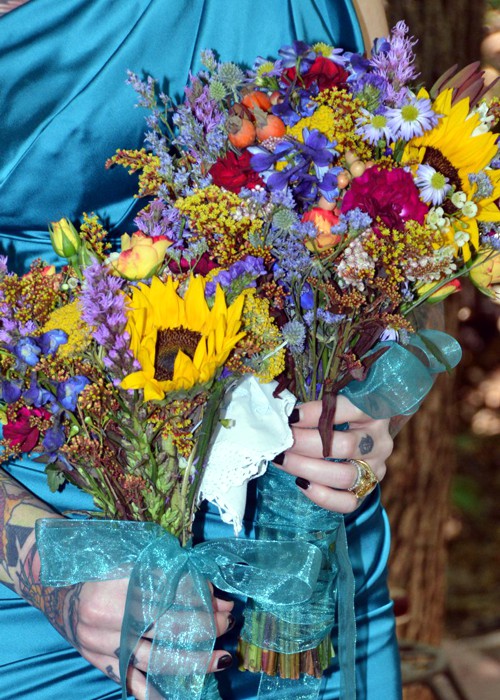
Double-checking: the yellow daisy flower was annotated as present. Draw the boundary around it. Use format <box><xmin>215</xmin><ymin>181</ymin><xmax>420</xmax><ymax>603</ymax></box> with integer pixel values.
<box><xmin>121</xmin><ymin>275</ymin><xmax>246</xmax><ymax>401</ymax></box>
<box><xmin>403</xmin><ymin>88</ymin><xmax>500</xmax><ymax>261</ymax></box>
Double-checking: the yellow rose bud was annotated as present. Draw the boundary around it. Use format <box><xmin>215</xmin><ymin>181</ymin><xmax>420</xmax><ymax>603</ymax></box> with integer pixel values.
<box><xmin>49</xmin><ymin>218</ymin><xmax>81</xmax><ymax>259</ymax></box>
<box><xmin>469</xmin><ymin>250</ymin><xmax>500</xmax><ymax>300</ymax></box>
<box><xmin>110</xmin><ymin>231</ymin><xmax>172</xmax><ymax>280</ymax></box>
<box><xmin>417</xmin><ymin>279</ymin><xmax>461</xmax><ymax>303</ymax></box>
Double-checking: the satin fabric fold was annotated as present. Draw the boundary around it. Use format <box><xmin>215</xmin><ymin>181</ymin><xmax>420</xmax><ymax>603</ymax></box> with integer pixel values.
<box><xmin>1</xmin><ymin>2</ymin><xmax>402</xmax><ymax>698</ymax></box>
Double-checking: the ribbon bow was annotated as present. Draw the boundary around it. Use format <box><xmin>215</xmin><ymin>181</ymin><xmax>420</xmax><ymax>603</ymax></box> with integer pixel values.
<box><xmin>36</xmin><ymin>519</ymin><xmax>322</xmax><ymax>700</ymax></box>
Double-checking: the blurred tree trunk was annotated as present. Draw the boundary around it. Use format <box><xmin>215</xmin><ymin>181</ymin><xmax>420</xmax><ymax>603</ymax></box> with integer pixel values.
<box><xmin>381</xmin><ymin>4</ymin><xmax>486</xmax><ymax>698</ymax></box>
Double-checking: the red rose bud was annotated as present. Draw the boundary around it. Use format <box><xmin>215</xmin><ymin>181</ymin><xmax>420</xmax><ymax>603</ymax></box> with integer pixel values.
<box><xmin>303</xmin><ymin>207</ymin><xmax>341</xmax><ymax>250</ymax></box>
<box><xmin>417</xmin><ymin>279</ymin><xmax>461</xmax><ymax>303</ymax></box>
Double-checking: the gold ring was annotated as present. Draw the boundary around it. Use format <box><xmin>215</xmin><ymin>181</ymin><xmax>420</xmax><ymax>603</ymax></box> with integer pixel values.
<box><xmin>348</xmin><ymin>459</ymin><xmax>378</xmax><ymax>499</ymax></box>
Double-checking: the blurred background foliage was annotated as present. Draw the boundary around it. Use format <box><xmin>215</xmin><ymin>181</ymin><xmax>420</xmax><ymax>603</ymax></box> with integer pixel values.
<box><xmin>384</xmin><ymin>0</ymin><xmax>500</xmax><ymax>643</ymax></box>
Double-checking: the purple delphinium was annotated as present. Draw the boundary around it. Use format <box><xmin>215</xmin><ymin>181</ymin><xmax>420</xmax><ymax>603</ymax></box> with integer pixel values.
<box><xmin>79</xmin><ymin>262</ymin><xmax>139</xmax><ymax>381</ymax></box>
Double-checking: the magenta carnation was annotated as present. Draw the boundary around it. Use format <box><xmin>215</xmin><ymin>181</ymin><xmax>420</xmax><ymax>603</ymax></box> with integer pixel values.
<box><xmin>341</xmin><ymin>166</ymin><xmax>428</xmax><ymax>230</ymax></box>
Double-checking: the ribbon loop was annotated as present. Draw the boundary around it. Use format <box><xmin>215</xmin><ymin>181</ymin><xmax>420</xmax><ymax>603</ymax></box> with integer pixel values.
<box><xmin>36</xmin><ymin>518</ymin><xmax>323</xmax><ymax>700</ymax></box>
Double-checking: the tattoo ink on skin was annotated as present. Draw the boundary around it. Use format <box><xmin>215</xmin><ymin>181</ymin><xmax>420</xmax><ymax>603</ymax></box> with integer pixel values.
<box><xmin>359</xmin><ymin>434</ymin><xmax>374</xmax><ymax>455</ymax></box>
<box><xmin>106</xmin><ymin>665</ymin><xmax>121</xmax><ymax>683</ymax></box>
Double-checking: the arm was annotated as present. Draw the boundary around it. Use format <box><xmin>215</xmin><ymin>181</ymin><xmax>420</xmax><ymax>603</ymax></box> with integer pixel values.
<box><xmin>0</xmin><ymin>468</ymin><xmax>234</xmax><ymax>698</ymax></box>
<box><xmin>352</xmin><ymin>0</ymin><xmax>389</xmax><ymax>54</ymax></box>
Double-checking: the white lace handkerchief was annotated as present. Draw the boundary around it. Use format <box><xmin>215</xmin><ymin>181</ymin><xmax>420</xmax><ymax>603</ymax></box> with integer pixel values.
<box><xmin>199</xmin><ymin>376</ymin><xmax>296</xmax><ymax>534</ymax></box>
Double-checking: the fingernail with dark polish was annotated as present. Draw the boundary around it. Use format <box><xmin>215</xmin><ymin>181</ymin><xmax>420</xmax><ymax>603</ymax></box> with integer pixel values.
<box><xmin>273</xmin><ymin>452</ymin><xmax>285</xmax><ymax>465</ymax></box>
<box><xmin>217</xmin><ymin>654</ymin><xmax>233</xmax><ymax>670</ymax></box>
<box><xmin>295</xmin><ymin>477</ymin><xmax>310</xmax><ymax>490</ymax></box>
<box><xmin>226</xmin><ymin>614</ymin><xmax>236</xmax><ymax>633</ymax></box>
<box><xmin>288</xmin><ymin>408</ymin><xmax>300</xmax><ymax>424</ymax></box>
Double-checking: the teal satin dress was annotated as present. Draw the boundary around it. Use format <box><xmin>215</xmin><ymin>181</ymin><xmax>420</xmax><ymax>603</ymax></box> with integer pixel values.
<box><xmin>0</xmin><ymin>1</ymin><xmax>401</xmax><ymax>698</ymax></box>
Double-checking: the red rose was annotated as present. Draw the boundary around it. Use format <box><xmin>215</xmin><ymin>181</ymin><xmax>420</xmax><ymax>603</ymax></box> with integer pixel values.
<box><xmin>209</xmin><ymin>151</ymin><xmax>264</xmax><ymax>193</ymax></box>
<box><xmin>3</xmin><ymin>406</ymin><xmax>51</xmax><ymax>452</ymax></box>
<box><xmin>341</xmin><ymin>167</ymin><xmax>428</xmax><ymax>230</ymax></box>
<box><xmin>285</xmin><ymin>57</ymin><xmax>349</xmax><ymax>92</ymax></box>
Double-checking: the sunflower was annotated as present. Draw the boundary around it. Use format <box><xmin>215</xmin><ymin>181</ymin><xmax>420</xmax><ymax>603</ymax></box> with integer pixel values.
<box><xmin>121</xmin><ymin>275</ymin><xmax>246</xmax><ymax>401</ymax></box>
<box><xmin>403</xmin><ymin>88</ymin><xmax>500</xmax><ymax>261</ymax></box>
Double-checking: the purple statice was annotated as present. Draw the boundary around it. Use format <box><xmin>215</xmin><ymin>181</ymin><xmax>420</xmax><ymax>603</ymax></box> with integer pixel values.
<box><xmin>342</xmin><ymin>208</ymin><xmax>373</xmax><ymax>232</ymax></box>
<box><xmin>134</xmin><ymin>199</ymin><xmax>182</xmax><ymax>240</ymax></box>
<box><xmin>0</xmin><ymin>256</ymin><xmax>8</xmax><ymax>279</ymax></box>
<box><xmin>126</xmin><ymin>71</ymin><xmax>158</xmax><ymax>109</ymax></box>
<box><xmin>469</xmin><ymin>172</ymin><xmax>495</xmax><ymax>200</ymax></box>
<box><xmin>79</xmin><ymin>262</ymin><xmax>139</xmax><ymax>380</ymax></box>
<box><xmin>205</xmin><ymin>256</ymin><xmax>266</xmax><ymax>299</ymax></box>
<box><xmin>479</xmin><ymin>222</ymin><xmax>500</xmax><ymax>250</ymax></box>
<box><xmin>303</xmin><ymin>308</ymin><xmax>345</xmax><ymax>327</ymax></box>
<box><xmin>184</xmin><ymin>76</ymin><xmax>226</xmax><ymax>132</ymax></box>
<box><xmin>270</xmin><ymin>222</ymin><xmax>314</xmax><ymax>287</ymax></box>
<box><xmin>368</xmin><ymin>21</ymin><xmax>419</xmax><ymax>106</ymax></box>
<box><xmin>171</xmin><ymin>76</ymin><xmax>227</xmax><ymax>180</ymax></box>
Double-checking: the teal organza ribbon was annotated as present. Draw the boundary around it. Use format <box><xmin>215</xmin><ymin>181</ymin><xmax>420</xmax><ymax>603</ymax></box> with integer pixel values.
<box><xmin>35</xmin><ymin>519</ymin><xmax>323</xmax><ymax>700</ymax></box>
<box><xmin>341</xmin><ymin>330</ymin><xmax>462</xmax><ymax>417</ymax></box>
<box><xmin>240</xmin><ymin>466</ymin><xmax>356</xmax><ymax>700</ymax></box>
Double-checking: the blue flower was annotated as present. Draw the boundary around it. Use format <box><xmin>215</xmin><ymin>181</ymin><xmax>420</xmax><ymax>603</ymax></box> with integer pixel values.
<box><xmin>37</xmin><ymin>329</ymin><xmax>68</xmax><ymax>355</ymax></box>
<box><xmin>15</xmin><ymin>338</ymin><xmax>41</xmax><ymax>366</ymax></box>
<box><xmin>1</xmin><ymin>380</ymin><xmax>22</xmax><ymax>404</ymax></box>
<box><xmin>278</xmin><ymin>41</ymin><xmax>316</xmax><ymax>71</ymax></box>
<box><xmin>42</xmin><ymin>425</ymin><xmax>66</xmax><ymax>454</ymax></box>
<box><xmin>56</xmin><ymin>376</ymin><xmax>90</xmax><ymax>411</ymax></box>
<box><xmin>23</xmin><ymin>375</ymin><xmax>54</xmax><ymax>408</ymax></box>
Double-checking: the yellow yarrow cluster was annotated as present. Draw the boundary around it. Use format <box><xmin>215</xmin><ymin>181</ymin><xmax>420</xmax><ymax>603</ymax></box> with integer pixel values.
<box><xmin>42</xmin><ymin>301</ymin><xmax>91</xmax><ymax>358</ymax></box>
<box><xmin>175</xmin><ymin>185</ymin><xmax>264</xmax><ymax>266</ymax></box>
<box><xmin>241</xmin><ymin>291</ymin><xmax>284</xmax><ymax>383</ymax></box>
<box><xmin>289</xmin><ymin>89</ymin><xmax>372</xmax><ymax>159</ymax></box>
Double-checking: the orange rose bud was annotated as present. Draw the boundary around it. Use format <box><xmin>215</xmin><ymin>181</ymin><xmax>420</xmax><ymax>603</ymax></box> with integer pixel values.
<box><xmin>302</xmin><ymin>207</ymin><xmax>341</xmax><ymax>250</ymax></box>
<box><xmin>417</xmin><ymin>279</ymin><xmax>461</xmax><ymax>303</ymax></box>
<box><xmin>109</xmin><ymin>232</ymin><xmax>172</xmax><ymax>280</ymax></box>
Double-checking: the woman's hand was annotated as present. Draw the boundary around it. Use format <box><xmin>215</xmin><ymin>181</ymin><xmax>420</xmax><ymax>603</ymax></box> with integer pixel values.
<box><xmin>46</xmin><ymin>577</ymin><xmax>234</xmax><ymax>700</ymax></box>
<box><xmin>274</xmin><ymin>396</ymin><xmax>393</xmax><ymax>513</ymax></box>
<box><xmin>0</xmin><ymin>465</ymin><xmax>235</xmax><ymax>700</ymax></box>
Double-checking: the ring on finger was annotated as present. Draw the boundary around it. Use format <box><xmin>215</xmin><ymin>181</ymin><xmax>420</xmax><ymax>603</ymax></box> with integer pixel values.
<box><xmin>348</xmin><ymin>459</ymin><xmax>378</xmax><ymax>499</ymax></box>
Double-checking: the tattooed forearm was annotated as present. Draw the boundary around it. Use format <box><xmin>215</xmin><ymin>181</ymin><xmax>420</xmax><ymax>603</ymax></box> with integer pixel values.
<box><xmin>358</xmin><ymin>434</ymin><xmax>374</xmax><ymax>455</ymax></box>
<box><xmin>0</xmin><ymin>467</ymin><xmax>60</xmax><ymax>591</ymax></box>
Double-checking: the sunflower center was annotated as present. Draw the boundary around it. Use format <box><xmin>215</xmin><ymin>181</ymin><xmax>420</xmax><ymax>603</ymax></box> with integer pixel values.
<box><xmin>154</xmin><ymin>327</ymin><xmax>202</xmax><ymax>382</ymax></box>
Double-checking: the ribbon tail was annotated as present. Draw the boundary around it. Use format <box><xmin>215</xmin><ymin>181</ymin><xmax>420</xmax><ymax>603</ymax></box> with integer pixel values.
<box><xmin>336</xmin><ymin>519</ymin><xmax>356</xmax><ymax>700</ymax></box>
<box><xmin>257</xmin><ymin>673</ymin><xmax>322</xmax><ymax>699</ymax></box>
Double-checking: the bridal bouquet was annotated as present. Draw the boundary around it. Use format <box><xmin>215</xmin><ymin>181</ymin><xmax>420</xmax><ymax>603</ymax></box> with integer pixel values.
<box><xmin>2</xmin><ymin>18</ymin><xmax>500</xmax><ymax>700</ymax></box>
